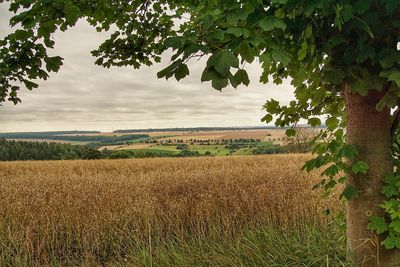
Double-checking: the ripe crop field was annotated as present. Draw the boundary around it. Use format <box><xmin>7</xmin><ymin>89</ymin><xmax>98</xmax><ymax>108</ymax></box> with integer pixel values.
<box><xmin>157</xmin><ymin>129</ymin><xmax>287</xmax><ymax>143</ymax></box>
<box><xmin>0</xmin><ymin>155</ymin><xmax>347</xmax><ymax>266</ymax></box>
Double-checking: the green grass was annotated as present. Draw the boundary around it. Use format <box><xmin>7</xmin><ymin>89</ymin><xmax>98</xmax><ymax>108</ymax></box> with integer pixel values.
<box><xmin>188</xmin><ymin>144</ymin><xmax>231</xmax><ymax>156</ymax></box>
<box><xmin>146</xmin><ymin>144</ymin><xmax>232</xmax><ymax>156</ymax></box>
<box><xmin>256</xmin><ymin>141</ymin><xmax>274</xmax><ymax>147</ymax></box>
<box><xmin>151</xmin><ymin>135</ymin><xmax>180</xmax><ymax>139</ymax></box>
<box><xmin>140</xmin><ymin>224</ymin><xmax>349</xmax><ymax>267</ymax></box>
<box><xmin>232</xmin><ymin>147</ymin><xmax>255</xmax><ymax>155</ymax></box>
<box><xmin>130</xmin><ymin>148</ymin><xmax>177</xmax><ymax>155</ymax></box>
<box><xmin>147</xmin><ymin>145</ymin><xmax>180</xmax><ymax>152</ymax></box>
<box><xmin>0</xmin><ymin>222</ymin><xmax>349</xmax><ymax>267</ymax></box>
<box><xmin>128</xmin><ymin>137</ymin><xmax>151</xmax><ymax>144</ymax></box>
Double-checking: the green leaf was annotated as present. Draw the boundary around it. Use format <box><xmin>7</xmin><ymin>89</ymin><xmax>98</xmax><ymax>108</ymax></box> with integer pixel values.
<box><xmin>208</xmin><ymin>50</ymin><xmax>239</xmax><ymax>77</ymax></box>
<box><xmin>212</xmin><ymin>30</ymin><xmax>225</xmax><ymax>41</ymax></box>
<box><xmin>352</xmin><ymin>161</ymin><xmax>369</xmax><ymax>174</ymax></box>
<box><xmin>174</xmin><ymin>63</ymin><xmax>189</xmax><ymax>81</ymax></box>
<box><xmin>380</xmin><ymin>58</ymin><xmax>395</xmax><ymax>69</ymax></box>
<box><xmin>390</xmin><ymin>219</ymin><xmax>400</xmax><ymax>233</ymax></box>
<box><xmin>265</xmin><ymin>99</ymin><xmax>280</xmax><ymax>113</ymax></box>
<box><xmin>226</xmin><ymin>28</ymin><xmax>249</xmax><ymax>38</ymax></box>
<box><xmin>382</xmin><ymin>185</ymin><xmax>398</xmax><ymax>198</ymax></box>
<box><xmin>157</xmin><ymin>61</ymin><xmax>180</xmax><ymax>79</ymax></box>
<box><xmin>286</xmin><ymin>128</ymin><xmax>296</xmax><ymax>137</ymax></box>
<box><xmin>382</xmin><ymin>236</ymin><xmax>400</xmax><ymax>249</ymax></box>
<box><xmin>226</xmin><ymin>28</ymin><xmax>242</xmax><ymax>37</ymax></box>
<box><xmin>226</xmin><ymin>11</ymin><xmax>248</xmax><ymax>24</ymax></box>
<box><xmin>376</xmin><ymin>90</ymin><xmax>398</xmax><ymax>111</ymax></box>
<box><xmin>44</xmin><ymin>56</ymin><xmax>63</xmax><ymax>72</ymax></box>
<box><xmin>261</xmin><ymin>114</ymin><xmax>273</xmax><ymax>123</ymax></box>
<box><xmin>341</xmin><ymin>4</ymin><xmax>353</xmax><ymax>22</ymax></box>
<box><xmin>38</xmin><ymin>21</ymin><xmax>57</xmax><ymax>38</ymax></box>
<box><xmin>357</xmin><ymin>46</ymin><xmax>375</xmax><ymax>63</ymax></box>
<box><xmin>259</xmin><ymin>17</ymin><xmax>286</xmax><ymax>31</ymax></box>
<box><xmin>212</xmin><ymin>77</ymin><xmax>229</xmax><ymax>90</ymax></box>
<box><xmin>233</xmin><ymin>69</ymin><xmax>250</xmax><ymax>86</ymax></box>
<box><xmin>271</xmin><ymin>48</ymin><xmax>291</xmax><ymax>65</ymax></box>
<box><xmin>303</xmin><ymin>0</ymin><xmax>324</xmax><ymax>16</ymax></box>
<box><xmin>368</xmin><ymin>216</ymin><xmax>388</xmax><ymax>234</ymax></box>
<box><xmin>259</xmin><ymin>53</ymin><xmax>271</xmax><ymax>64</ymax></box>
<box><xmin>14</xmin><ymin>30</ymin><xmax>30</xmax><ymax>40</ymax></box>
<box><xmin>324</xmin><ymin>69</ymin><xmax>346</xmax><ymax>84</ymax></box>
<box><xmin>340</xmin><ymin>145</ymin><xmax>358</xmax><ymax>160</ymax></box>
<box><xmin>92</xmin><ymin>9</ymin><xmax>105</xmax><ymax>20</ymax></box>
<box><xmin>308</xmin><ymin>117</ymin><xmax>321</xmax><ymax>127</ymax></box>
<box><xmin>353</xmin><ymin>0</ymin><xmax>372</xmax><ymax>14</ymax></box>
<box><xmin>271</xmin><ymin>0</ymin><xmax>287</xmax><ymax>4</ymax></box>
<box><xmin>322</xmin><ymin>165</ymin><xmax>340</xmax><ymax>177</ymax></box>
<box><xmin>388</xmin><ymin>71</ymin><xmax>400</xmax><ymax>87</ymax></box>
<box><xmin>325</xmin><ymin>117</ymin><xmax>339</xmax><ymax>130</ymax></box>
<box><xmin>229</xmin><ymin>73</ymin><xmax>240</xmax><ymax>88</ymax></box>
<box><xmin>340</xmin><ymin>185</ymin><xmax>359</xmax><ymax>200</ymax></box>
<box><xmin>298</xmin><ymin>41</ymin><xmax>308</xmax><ymax>60</ymax></box>
<box><xmin>201</xmin><ymin>68</ymin><xmax>221</xmax><ymax>82</ymax></box>
<box><xmin>23</xmin><ymin>80</ymin><xmax>38</xmax><ymax>90</ymax></box>
<box><xmin>239</xmin><ymin>43</ymin><xmax>256</xmax><ymax>63</ymax></box>
<box><xmin>64</xmin><ymin>4</ymin><xmax>81</xmax><ymax>24</ymax></box>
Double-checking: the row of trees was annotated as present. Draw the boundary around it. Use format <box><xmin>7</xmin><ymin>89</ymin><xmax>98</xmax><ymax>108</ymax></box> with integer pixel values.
<box><xmin>0</xmin><ymin>139</ymin><xmax>102</xmax><ymax>161</ymax></box>
<box><xmin>103</xmin><ymin>148</ymin><xmax>201</xmax><ymax>159</ymax></box>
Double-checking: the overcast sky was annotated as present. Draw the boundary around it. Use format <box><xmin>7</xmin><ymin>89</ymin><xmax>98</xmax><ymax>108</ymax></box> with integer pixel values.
<box><xmin>0</xmin><ymin>4</ymin><xmax>295</xmax><ymax>133</ymax></box>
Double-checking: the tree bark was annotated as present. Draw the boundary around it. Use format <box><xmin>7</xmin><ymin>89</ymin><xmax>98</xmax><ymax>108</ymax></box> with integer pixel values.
<box><xmin>344</xmin><ymin>84</ymin><xmax>400</xmax><ymax>266</ymax></box>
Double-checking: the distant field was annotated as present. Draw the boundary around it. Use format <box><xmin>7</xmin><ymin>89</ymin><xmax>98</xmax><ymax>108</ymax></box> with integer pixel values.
<box><xmin>0</xmin><ymin>155</ymin><xmax>346</xmax><ymax>266</ymax></box>
<box><xmin>70</xmin><ymin>129</ymin><xmax>287</xmax><ymax>142</ymax></box>
<box><xmin>157</xmin><ymin>129</ymin><xmax>287</xmax><ymax>142</ymax></box>
<box><xmin>106</xmin><ymin>143</ymin><xmax>154</xmax><ymax>150</ymax></box>
<box><xmin>187</xmin><ymin>144</ymin><xmax>231</xmax><ymax>155</ymax></box>
<box><xmin>2</xmin><ymin>129</ymin><xmax>288</xmax><ymax>153</ymax></box>
<box><xmin>94</xmin><ymin>129</ymin><xmax>288</xmax><ymax>156</ymax></box>
<box><xmin>71</xmin><ymin>131</ymin><xmax>187</xmax><ymax>137</ymax></box>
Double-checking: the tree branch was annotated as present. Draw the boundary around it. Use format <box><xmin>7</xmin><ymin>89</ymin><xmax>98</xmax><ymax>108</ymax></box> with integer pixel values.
<box><xmin>391</xmin><ymin>104</ymin><xmax>400</xmax><ymax>138</ymax></box>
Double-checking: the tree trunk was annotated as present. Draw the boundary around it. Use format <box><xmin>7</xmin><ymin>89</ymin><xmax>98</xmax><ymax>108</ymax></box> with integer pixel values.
<box><xmin>344</xmin><ymin>84</ymin><xmax>400</xmax><ymax>266</ymax></box>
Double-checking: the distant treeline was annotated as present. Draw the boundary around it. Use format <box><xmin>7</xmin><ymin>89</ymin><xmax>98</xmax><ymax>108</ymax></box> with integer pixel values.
<box><xmin>0</xmin><ymin>132</ymin><xmax>149</xmax><ymax>143</ymax></box>
<box><xmin>113</xmin><ymin>126</ymin><xmax>277</xmax><ymax>133</ymax></box>
<box><xmin>102</xmin><ymin>149</ymin><xmax>202</xmax><ymax>159</ymax></box>
<box><xmin>0</xmin><ymin>139</ymin><xmax>102</xmax><ymax>161</ymax></box>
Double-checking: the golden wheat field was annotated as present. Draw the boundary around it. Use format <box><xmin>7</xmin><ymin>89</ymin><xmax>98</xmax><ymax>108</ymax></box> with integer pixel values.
<box><xmin>0</xmin><ymin>154</ymin><xmax>345</xmax><ymax>266</ymax></box>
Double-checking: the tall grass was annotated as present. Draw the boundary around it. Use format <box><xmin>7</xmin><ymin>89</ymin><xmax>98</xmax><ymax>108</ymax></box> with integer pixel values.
<box><xmin>0</xmin><ymin>155</ymin><xmax>348</xmax><ymax>266</ymax></box>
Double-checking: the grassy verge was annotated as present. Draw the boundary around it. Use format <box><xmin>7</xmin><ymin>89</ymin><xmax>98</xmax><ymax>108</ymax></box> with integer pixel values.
<box><xmin>0</xmin><ymin>221</ymin><xmax>349</xmax><ymax>267</ymax></box>
<box><xmin>118</xmin><ymin>223</ymin><xmax>348</xmax><ymax>267</ymax></box>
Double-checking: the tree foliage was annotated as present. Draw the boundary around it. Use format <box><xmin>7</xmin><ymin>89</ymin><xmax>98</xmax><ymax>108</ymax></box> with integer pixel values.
<box><xmin>0</xmin><ymin>138</ymin><xmax>102</xmax><ymax>160</ymax></box>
